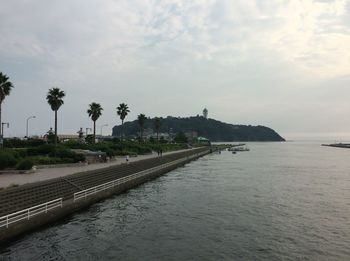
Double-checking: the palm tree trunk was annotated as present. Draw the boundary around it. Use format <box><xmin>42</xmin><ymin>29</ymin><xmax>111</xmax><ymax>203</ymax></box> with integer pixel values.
<box><xmin>54</xmin><ymin>110</ymin><xmax>57</xmax><ymax>147</ymax></box>
<box><xmin>93</xmin><ymin>120</ymin><xmax>96</xmax><ymax>144</ymax></box>
<box><xmin>121</xmin><ymin>120</ymin><xmax>124</xmax><ymax>141</ymax></box>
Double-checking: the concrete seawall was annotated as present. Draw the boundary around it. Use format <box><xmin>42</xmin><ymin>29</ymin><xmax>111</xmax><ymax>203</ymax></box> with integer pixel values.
<box><xmin>0</xmin><ymin>147</ymin><xmax>211</xmax><ymax>244</ymax></box>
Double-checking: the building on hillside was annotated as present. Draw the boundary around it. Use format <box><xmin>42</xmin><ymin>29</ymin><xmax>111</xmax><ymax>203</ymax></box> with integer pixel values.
<box><xmin>155</xmin><ymin>132</ymin><xmax>171</xmax><ymax>141</ymax></box>
<box><xmin>197</xmin><ymin>136</ymin><xmax>211</xmax><ymax>146</ymax></box>
<box><xmin>143</xmin><ymin>128</ymin><xmax>154</xmax><ymax>139</ymax></box>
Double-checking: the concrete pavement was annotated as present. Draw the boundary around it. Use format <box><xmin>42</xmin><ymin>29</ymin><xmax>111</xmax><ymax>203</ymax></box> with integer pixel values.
<box><xmin>0</xmin><ymin>149</ymin><xmax>191</xmax><ymax>188</ymax></box>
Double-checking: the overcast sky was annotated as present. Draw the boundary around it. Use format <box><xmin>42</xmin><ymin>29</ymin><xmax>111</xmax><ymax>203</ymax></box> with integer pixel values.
<box><xmin>0</xmin><ymin>0</ymin><xmax>349</xmax><ymax>140</ymax></box>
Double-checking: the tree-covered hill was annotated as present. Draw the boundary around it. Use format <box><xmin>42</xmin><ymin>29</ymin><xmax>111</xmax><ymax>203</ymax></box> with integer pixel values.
<box><xmin>112</xmin><ymin>116</ymin><xmax>285</xmax><ymax>142</ymax></box>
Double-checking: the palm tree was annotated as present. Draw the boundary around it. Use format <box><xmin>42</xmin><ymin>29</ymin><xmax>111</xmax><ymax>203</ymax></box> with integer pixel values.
<box><xmin>137</xmin><ymin>114</ymin><xmax>147</xmax><ymax>142</ymax></box>
<box><xmin>46</xmin><ymin>87</ymin><xmax>65</xmax><ymax>147</ymax></box>
<box><xmin>87</xmin><ymin>102</ymin><xmax>103</xmax><ymax>143</ymax></box>
<box><xmin>116</xmin><ymin>103</ymin><xmax>130</xmax><ymax>140</ymax></box>
<box><xmin>0</xmin><ymin>72</ymin><xmax>14</xmax><ymax>147</ymax></box>
<box><xmin>154</xmin><ymin>117</ymin><xmax>161</xmax><ymax>141</ymax></box>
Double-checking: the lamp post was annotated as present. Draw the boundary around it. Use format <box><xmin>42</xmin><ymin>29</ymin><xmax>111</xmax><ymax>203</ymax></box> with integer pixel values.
<box><xmin>85</xmin><ymin>127</ymin><xmax>92</xmax><ymax>136</ymax></box>
<box><xmin>100</xmin><ymin>124</ymin><xmax>108</xmax><ymax>136</ymax></box>
<box><xmin>26</xmin><ymin>116</ymin><xmax>36</xmax><ymax>138</ymax></box>
<box><xmin>1</xmin><ymin>122</ymin><xmax>9</xmax><ymax>138</ymax></box>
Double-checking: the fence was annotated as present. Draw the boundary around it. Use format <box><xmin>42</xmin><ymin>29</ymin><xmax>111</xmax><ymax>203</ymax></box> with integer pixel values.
<box><xmin>0</xmin><ymin>198</ymin><xmax>63</xmax><ymax>229</ymax></box>
<box><xmin>0</xmin><ymin>149</ymin><xmax>209</xmax><ymax>229</ymax></box>
<box><xmin>74</xmin><ymin>151</ymin><xmax>208</xmax><ymax>201</ymax></box>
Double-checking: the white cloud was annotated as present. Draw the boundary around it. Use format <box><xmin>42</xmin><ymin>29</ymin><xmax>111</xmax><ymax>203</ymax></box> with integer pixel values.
<box><xmin>0</xmin><ymin>0</ymin><xmax>349</xmax><ymax>138</ymax></box>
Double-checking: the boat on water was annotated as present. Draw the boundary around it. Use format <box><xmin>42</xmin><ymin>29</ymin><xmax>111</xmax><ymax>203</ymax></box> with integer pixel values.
<box><xmin>229</xmin><ymin>143</ymin><xmax>246</xmax><ymax>148</ymax></box>
<box><xmin>228</xmin><ymin>145</ymin><xmax>250</xmax><ymax>152</ymax></box>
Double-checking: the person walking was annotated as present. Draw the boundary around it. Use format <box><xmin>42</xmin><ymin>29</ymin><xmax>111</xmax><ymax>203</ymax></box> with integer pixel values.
<box><xmin>125</xmin><ymin>155</ymin><xmax>129</xmax><ymax>164</ymax></box>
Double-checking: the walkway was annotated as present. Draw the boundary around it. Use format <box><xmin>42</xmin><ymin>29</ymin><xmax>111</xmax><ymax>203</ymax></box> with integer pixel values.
<box><xmin>0</xmin><ymin>149</ymin><xmax>191</xmax><ymax>189</ymax></box>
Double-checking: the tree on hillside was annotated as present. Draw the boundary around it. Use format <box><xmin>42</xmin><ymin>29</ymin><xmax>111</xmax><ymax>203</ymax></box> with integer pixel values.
<box><xmin>87</xmin><ymin>102</ymin><xmax>103</xmax><ymax>143</ymax></box>
<box><xmin>117</xmin><ymin>103</ymin><xmax>130</xmax><ymax>140</ymax></box>
<box><xmin>46</xmin><ymin>87</ymin><xmax>65</xmax><ymax>147</ymax></box>
<box><xmin>154</xmin><ymin>117</ymin><xmax>161</xmax><ymax>141</ymax></box>
<box><xmin>137</xmin><ymin>113</ymin><xmax>147</xmax><ymax>142</ymax></box>
<box><xmin>174</xmin><ymin>131</ymin><xmax>188</xmax><ymax>143</ymax></box>
<box><xmin>0</xmin><ymin>72</ymin><xmax>14</xmax><ymax>147</ymax></box>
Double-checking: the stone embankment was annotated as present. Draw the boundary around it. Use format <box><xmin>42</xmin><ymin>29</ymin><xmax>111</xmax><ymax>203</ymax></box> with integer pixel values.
<box><xmin>0</xmin><ymin>147</ymin><xmax>212</xmax><ymax>243</ymax></box>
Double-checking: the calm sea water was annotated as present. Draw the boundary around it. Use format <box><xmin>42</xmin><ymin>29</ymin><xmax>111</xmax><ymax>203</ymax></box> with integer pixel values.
<box><xmin>1</xmin><ymin>142</ymin><xmax>350</xmax><ymax>260</ymax></box>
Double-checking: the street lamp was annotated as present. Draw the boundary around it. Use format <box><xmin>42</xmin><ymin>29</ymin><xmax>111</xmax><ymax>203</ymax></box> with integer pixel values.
<box><xmin>85</xmin><ymin>128</ymin><xmax>92</xmax><ymax>136</ymax></box>
<box><xmin>100</xmin><ymin>124</ymin><xmax>108</xmax><ymax>136</ymax></box>
<box><xmin>1</xmin><ymin>122</ymin><xmax>9</xmax><ymax>148</ymax></box>
<box><xmin>1</xmin><ymin>123</ymin><xmax>9</xmax><ymax>138</ymax></box>
<box><xmin>26</xmin><ymin>116</ymin><xmax>36</xmax><ymax>138</ymax></box>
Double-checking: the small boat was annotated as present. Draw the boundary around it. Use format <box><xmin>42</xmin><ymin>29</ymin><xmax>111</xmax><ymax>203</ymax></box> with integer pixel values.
<box><xmin>228</xmin><ymin>146</ymin><xmax>250</xmax><ymax>152</ymax></box>
<box><xmin>228</xmin><ymin>143</ymin><xmax>246</xmax><ymax>149</ymax></box>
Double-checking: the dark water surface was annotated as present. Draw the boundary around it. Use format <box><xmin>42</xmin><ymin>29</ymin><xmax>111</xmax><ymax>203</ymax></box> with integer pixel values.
<box><xmin>1</xmin><ymin>142</ymin><xmax>350</xmax><ymax>260</ymax></box>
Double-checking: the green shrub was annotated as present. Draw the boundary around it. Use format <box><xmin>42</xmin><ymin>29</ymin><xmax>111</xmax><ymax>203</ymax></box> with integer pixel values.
<box><xmin>14</xmin><ymin>148</ymin><xmax>28</xmax><ymax>158</ymax></box>
<box><xmin>89</xmin><ymin>143</ymin><xmax>116</xmax><ymax>157</ymax></box>
<box><xmin>27</xmin><ymin>144</ymin><xmax>56</xmax><ymax>156</ymax></box>
<box><xmin>49</xmin><ymin>148</ymin><xmax>85</xmax><ymax>163</ymax></box>
<box><xmin>72</xmin><ymin>153</ymin><xmax>85</xmax><ymax>162</ymax></box>
<box><xmin>63</xmin><ymin>139</ymin><xmax>89</xmax><ymax>149</ymax></box>
<box><xmin>112</xmin><ymin>137</ymin><xmax>120</xmax><ymax>143</ymax></box>
<box><xmin>0</xmin><ymin>151</ymin><xmax>18</xmax><ymax>170</ymax></box>
<box><xmin>85</xmin><ymin>135</ymin><xmax>94</xmax><ymax>144</ymax></box>
<box><xmin>99</xmin><ymin>147</ymin><xmax>115</xmax><ymax>157</ymax></box>
<box><xmin>4</xmin><ymin>138</ymin><xmax>46</xmax><ymax>148</ymax></box>
<box><xmin>16</xmin><ymin>159</ymin><xmax>33</xmax><ymax>170</ymax></box>
<box><xmin>116</xmin><ymin>150</ymin><xmax>137</xmax><ymax>156</ymax></box>
<box><xmin>28</xmin><ymin>157</ymin><xmax>64</xmax><ymax>165</ymax></box>
<box><xmin>137</xmin><ymin>146</ymin><xmax>152</xmax><ymax>154</ymax></box>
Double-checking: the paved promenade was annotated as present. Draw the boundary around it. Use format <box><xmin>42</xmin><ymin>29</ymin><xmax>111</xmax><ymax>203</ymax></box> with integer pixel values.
<box><xmin>0</xmin><ymin>149</ymin><xmax>190</xmax><ymax>189</ymax></box>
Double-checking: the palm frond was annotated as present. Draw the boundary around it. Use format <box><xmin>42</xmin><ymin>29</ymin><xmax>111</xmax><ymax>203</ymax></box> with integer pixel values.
<box><xmin>0</xmin><ymin>72</ymin><xmax>14</xmax><ymax>102</ymax></box>
<box><xmin>46</xmin><ymin>87</ymin><xmax>65</xmax><ymax>111</ymax></box>
<box><xmin>88</xmin><ymin>102</ymin><xmax>103</xmax><ymax>122</ymax></box>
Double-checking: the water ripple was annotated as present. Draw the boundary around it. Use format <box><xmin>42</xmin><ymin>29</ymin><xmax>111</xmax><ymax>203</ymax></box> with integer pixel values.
<box><xmin>1</xmin><ymin>142</ymin><xmax>350</xmax><ymax>260</ymax></box>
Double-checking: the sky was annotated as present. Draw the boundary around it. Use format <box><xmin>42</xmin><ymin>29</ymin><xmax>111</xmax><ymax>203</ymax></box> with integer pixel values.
<box><xmin>0</xmin><ymin>0</ymin><xmax>349</xmax><ymax>140</ymax></box>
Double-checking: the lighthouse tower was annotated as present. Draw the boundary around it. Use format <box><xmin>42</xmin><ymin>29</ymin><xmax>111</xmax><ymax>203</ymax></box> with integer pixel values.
<box><xmin>203</xmin><ymin>108</ymin><xmax>208</xmax><ymax>119</ymax></box>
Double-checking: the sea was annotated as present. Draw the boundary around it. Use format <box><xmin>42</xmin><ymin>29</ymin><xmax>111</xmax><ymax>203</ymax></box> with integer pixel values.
<box><xmin>1</xmin><ymin>141</ymin><xmax>349</xmax><ymax>260</ymax></box>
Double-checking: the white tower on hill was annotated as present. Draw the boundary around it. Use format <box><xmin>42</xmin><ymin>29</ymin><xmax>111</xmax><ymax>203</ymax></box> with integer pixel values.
<box><xmin>203</xmin><ymin>108</ymin><xmax>208</xmax><ymax>119</ymax></box>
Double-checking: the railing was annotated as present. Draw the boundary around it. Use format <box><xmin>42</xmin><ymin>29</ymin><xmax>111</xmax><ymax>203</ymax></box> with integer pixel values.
<box><xmin>74</xmin><ymin>150</ymin><xmax>209</xmax><ymax>201</ymax></box>
<box><xmin>0</xmin><ymin>150</ymin><xmax>208</xmax><ymax>230</ymax></box>
<box><xmin>0</xmin><ymin>198</ymin><xmax>63</xmax><ymax>229</ymax></box>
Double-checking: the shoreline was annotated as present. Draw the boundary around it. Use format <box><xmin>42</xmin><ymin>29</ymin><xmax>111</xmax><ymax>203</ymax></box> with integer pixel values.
<box><xmin>0</xmin><ymin>147</ymin><xmax>212</xmax><ymax>243</ymax></box>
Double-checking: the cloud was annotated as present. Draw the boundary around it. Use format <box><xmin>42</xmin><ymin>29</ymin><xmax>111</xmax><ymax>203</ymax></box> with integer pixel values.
<box><xmin>0</xmin><ymin>0</ymin><xmax>349</xmax><ymax>138</ymax></box>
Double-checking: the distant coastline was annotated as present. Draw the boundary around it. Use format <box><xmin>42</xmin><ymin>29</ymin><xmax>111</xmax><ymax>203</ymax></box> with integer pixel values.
<box><xmin>321</xmin><ymin>143</ymin><xmax>350</xmax><ymax>149</ymax></box>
